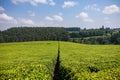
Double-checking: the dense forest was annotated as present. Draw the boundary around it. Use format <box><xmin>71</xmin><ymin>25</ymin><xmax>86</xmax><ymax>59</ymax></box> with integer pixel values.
<box><xmin>68</xmin><ymin>27</ymin><xmax>120</xmax><ymax>44</ymax></box>
<box><xmin>0</xmin><ymin>26</ymin><xmax>120</xmax><ymax>44</ymax></box>
<box><xmin>0</xmin><ymin>27</ymin><xmax>69</xmax><ymax>42</ymax></box>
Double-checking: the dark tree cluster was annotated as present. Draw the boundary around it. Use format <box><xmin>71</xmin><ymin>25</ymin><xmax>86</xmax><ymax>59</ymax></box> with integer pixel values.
<box><xmin>69</xmin><ymin>27</ymin><xmax>120</xmax><ymax>44</ymax></box>
<box><xmin>65</xmin><ymin>27</ymin><xmax>80</xmax><ymax>32</ymax></box>
<box><xmin>70</xmin><ymin>30</ymin><xmax>106</xmax><ymax>38</ymax></box>
<box><xmin>0</xmin><ymin>27</ymin><xmax>69</xmax><ymax>43</ymax></box>
<box><xmin>0</xmin><ymin>26</ymin><xmax>120</xmax><ymax>44</ymax></box>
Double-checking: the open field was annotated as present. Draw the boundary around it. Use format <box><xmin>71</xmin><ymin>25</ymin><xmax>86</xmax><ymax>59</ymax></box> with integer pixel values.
<box><xmin>0</xmin><ymin>41</ymin><xmax>58</xmax><ymax>80</ymax></box>
<box><xmin>60</xmin><ymin>42</ymin><xmax>120</xmax><ymax>80</ymax></box>
<box><xmin>0</xmin><ymin>41</ymin><xmax>120</xmax><ymax>80</ymax></box>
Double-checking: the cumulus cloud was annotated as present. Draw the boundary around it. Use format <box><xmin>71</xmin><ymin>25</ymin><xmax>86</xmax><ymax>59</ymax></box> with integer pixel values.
<box><xmin>62</xmin><ymin>1</ymin><xmax>77</xmax><ymax>8</ymax></box>
<box><xmin>83</xmin><ymin>18</ymin><xmax>94</xmax><ymax>22</ymax></box>
<box><xmin>0</xmin><ymin>13</ymin><xmax>34</xmax><ymax>25</ymax></box>
<box><xmin>53</xmin><ymin>15</ymin><xmax>63</xmax><ymax>21</ymax></box>
<box><xmin>30</xmin><ymin>0</ymin><xmax>47</xmax><ymax>6</ymax></box>
<box><xmin>45</xmin><ymin>14</ymin><xmax>63</xmax><ymax>22</ymax></box>
<box><xmin>12</xmin><ymin>0</ymin><xmax>55</xmax><ymax>6</ymax></box>
<box><xmin>0</xmin><ymin>13</ymin><xmax>17</xmax><ymax>24</ymax></box>
<box><xmin>84</xmin><ymin>4</ymin><xmax>100</xmax><ymax>11</ymax></box>
<box><xmin>0</xmin><ymin>13</ymin><xmax>18</xmax><ymax>29</ymax></box>
<box><xmin>45</xmin><ymin>16</ymin><xmax>53</xmax><ymax>21</ymax></box>
<box><xmin>0</xmin><ymin>13</ymin><xmax>14</xmax><ymax>21</ymax></box>
<box><xmin>48</xmin><ymin>0</ymin><xmax>55</xmax><ymax>6</ymax></box>
<box><xmin>76</xmin><ymin>12</ymin><xmax>94</xmax><ymax>22</ymax></box>
<box><xmin>18</xmin><ymin>18</ymin><xmax>34</xmax><ymax>25</ymax></box>
<box><xmin>103</xmin><ymin>4</ymin><xmax>120</xmax><ymax>14</ymax></box>
<box><xmin>0</xmin><ymin>6</ymin><xmax>5</xmax><ymax>12</ymax></box>
<box><xmin>76</xmin><ymin>12</ymin><xmax>88</xmax><ymax>18</ymax></box>
<box><xmin>0</xmin><ymin>13</ymin><xmax>35</xmax><ymax>28</ymax></box>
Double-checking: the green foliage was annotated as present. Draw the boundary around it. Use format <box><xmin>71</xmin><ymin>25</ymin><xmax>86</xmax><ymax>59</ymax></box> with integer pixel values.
<box><xmin>65</xmin><ymin>27</ymin><xmax>80</xmax><ymax>32</ymax></box>
<box><xmin>69</xmin><ymin>28</ymin><xmax>120</xmax><ymax>44</ymax></box>
<box><xmin>60</xmin><ymin>42</ymin><xmax>120</xmax><ymax>80</ymax></box>
<box><xmin>1</xmin><ymin>27</ymin><xmax>120</xmax><ymax>44</ymax></box>
<box><xmin>111</xmin><ymin>31</ymin><xmax>120</xmax><ymax>44</ymax></box>
<box><xmin>0</xmin><ymin>41</ymin><xmax>120</xmax><ymax>80</ymax></box>
<box><xmin>0</xmin><ymin>41</ymin><xmax>58</xmax><ymax>80</ymax></box>
<box><xmin>0</xmin><ymin>27</ymin><xmax>69</xmax><ymax>42</ymax></box>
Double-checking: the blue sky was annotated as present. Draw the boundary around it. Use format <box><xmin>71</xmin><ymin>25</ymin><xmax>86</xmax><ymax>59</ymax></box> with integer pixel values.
<box><xmin>0</xmin><ymin>0</ymin><xmax>120</xmax><ymax>30</ymax></box>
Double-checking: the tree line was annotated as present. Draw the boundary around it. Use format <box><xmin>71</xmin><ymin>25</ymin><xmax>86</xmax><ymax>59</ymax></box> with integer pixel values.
<box><xmin>0</xmin><ymin>27</ymin><xmax>69</xmax><ymax>42</ymax></box>
<box><xmin>69</xmin><ymin>27</ymin><xmax>120</xmax><ymax>44</ymax></box>
<box><xmin>0</xmin><ymin>26</ymin><xmax>120</xmax><ymax>44</ymax></box>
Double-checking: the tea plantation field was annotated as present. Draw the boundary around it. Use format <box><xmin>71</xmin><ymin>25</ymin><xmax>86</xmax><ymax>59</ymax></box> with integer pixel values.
<box><xmin>60</xmin><ymin>42</ymin><xmax>120</xmax><ymax>80</ymax></box>
<box><xmin>0</xmin><ymin>41</ymin><xmax>120</xmax><ymax>80</ymax></box>
<box><xmin>0</xmin><ymin>41</ymin><xmax>58</xmax><ymax>80</ymax></box>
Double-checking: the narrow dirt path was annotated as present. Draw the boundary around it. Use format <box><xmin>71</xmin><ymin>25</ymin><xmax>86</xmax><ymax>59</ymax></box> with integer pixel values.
<box><xmin>53</xmin><ymin>42</ymin><xmax>60</xmax><ymax>80</ymax></box>
<box><xmin>53</xmin><ymin>41</ymin><xmax>75</xmax><ymax>80</ymax></box>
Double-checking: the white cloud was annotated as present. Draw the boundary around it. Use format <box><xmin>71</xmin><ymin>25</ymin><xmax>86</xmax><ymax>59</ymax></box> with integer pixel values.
<box><xmin>83</xmin><ymin>18</ymin><xmax>94</xmax><ymax>22</ymax></box>
<box><xmin>76</xmin><ymin>12</ymin><xmax>88</xmax><ymax>18</ymax></box>
<box><xmin>0</xmin><ymin>13</ymin><xmax>17</xmax><ymax>24</ymax></box>
<box><xmin>84</xmin><ymin>4</ymin><xmax>100</xmax><ymax>11</ymax></box>
<box><xmin>45</xmin><ymin>16</ymin><xmax>53</xmax><ymax>21</ymax></box>
<box><xmin>30</xmin><ymin>0</ymin><xmax>47</xmax><ymax>6</ymax></box>
<box><xmin>48</xmin><ymin>0</ymin><xmax>55</xmax><ymax>6</ymax></box>
<box><xmin>45</xmin><ymin>14</ymin><xmax>63</xmax><ymax>22</ymax></box>
<box><xmin>12</xmin><ymin>0</ymin><xmax>28</xmax><ymax>4</ymax></box>
<box><xmin>62</xmin><ymin>1</ymin><xmax>77</xmax><ymax>8</ymax></box>
<box><xmin>12</xmin><ymin>0</ymin><xmax>55</xmax><ymax>6</ymax></box>
<box><xmin>103</xmin><ymin>4</ymin><xmax>120</xmax><ymax>14</ymax></box>
<box><xmin>53</xmin><ymin>15</ymin><xmax>63</xmax><ymax>21</ymax></box>
<box><xmin>0</xmin><ymin>13</ymin><xmax>15</xmax><ymax>21</ymax></box>
<box><xmin>0</xmin><ymin>13</ymin><xmax>35</xmax><ymax>24</ymax></box>
<box><xmin>18</xmin><ymin>18</ymin><xmax>34</xmax><ymax>25</ymax></box>
<box><xmin>0</xmin><ymin>6</ymin><xmax>5</xmax><ymax>12</ymax></box>
<box><xmin>76</xmin><ymin>12</ymin><xmax>94</xmax><ymax>22</ymax></box>
<box><xmin>34</xmin><ymin>0</ymin><xmax>47</xmax><ymax>4</ymax></box>
<box><xmin>0</xmin><ymin>13</ymin><xmax>35</xmax><ymax>28</ymax></box>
